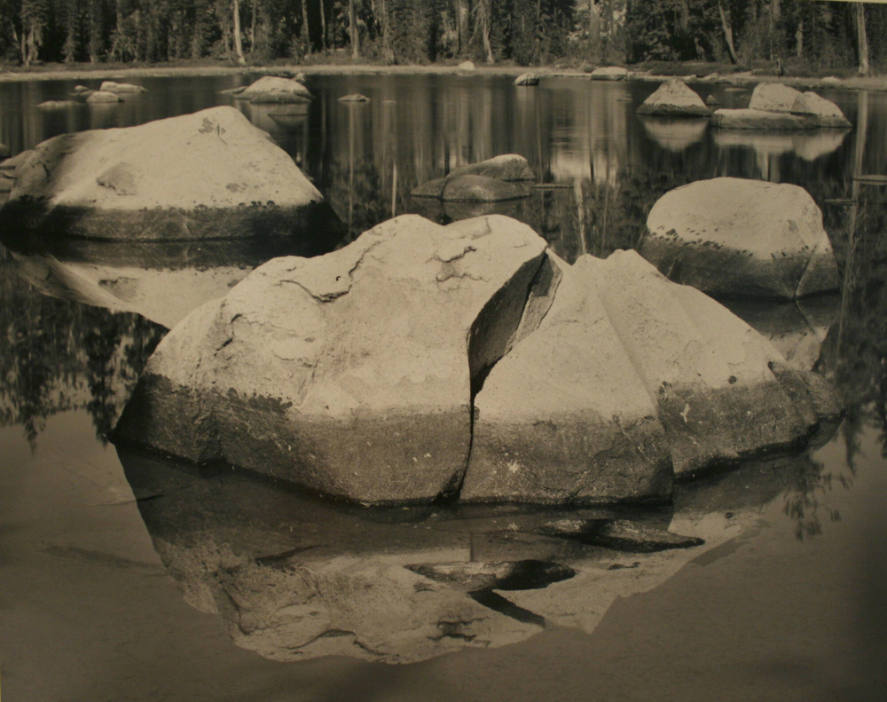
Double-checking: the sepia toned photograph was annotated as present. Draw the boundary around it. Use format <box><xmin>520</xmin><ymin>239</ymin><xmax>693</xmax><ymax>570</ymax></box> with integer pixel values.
<box><xmin>1</xmin><ymin>1</ymin><xmax>885</xmax><ymax>700</ymax></box>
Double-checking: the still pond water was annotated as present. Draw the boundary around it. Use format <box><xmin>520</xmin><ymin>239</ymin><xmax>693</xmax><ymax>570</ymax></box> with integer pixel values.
<box><xmin>1</xmin><ymin>73</ymin><xmax>886</xmax><ymax>701</ymax></box>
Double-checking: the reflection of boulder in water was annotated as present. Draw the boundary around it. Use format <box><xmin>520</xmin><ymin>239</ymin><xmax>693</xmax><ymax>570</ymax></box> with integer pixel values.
<box><xmin>118</xmin><ymin>434</ymin><xmax>830</xmax><ymax>662</ymax></box>
<box><xmin>713</xmin><ymin>128</ymin><xmax>848</xmax><ymax>161</ymax></box>
<box><xmin>639</xmin><ymin>116</ymin><xmax>708</xmax><ymax>152</ymax></box>
<box><xmin>0</xmin><ymin>230</ymin><xmax>346</xmax><ymax>329</ymax></box>
<box><xmin>722</xmin><ymin>294</ymin><xmax>838</xmax><ymax>372</ymax></box>
<box><xmin>407</xmin><ymin>193</ymin><xmax>530</xmax><ymax>223</ymax></box>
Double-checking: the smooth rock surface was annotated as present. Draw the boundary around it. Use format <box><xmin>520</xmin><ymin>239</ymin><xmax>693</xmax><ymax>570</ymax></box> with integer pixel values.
<box><xmin>462</xmin><ymin>253</ymin><xmax>673</xmax><ymax>504</ymax></box>
<box><xmin>637</xmin><ymin>79</ymin><xmax>710</xmax><ymax>117</ymax></box>
<box><xmin>641</xmin><ymin>177</ymin><xmax>839</xmax><ymax>299</ymax></box>
<box><xmin>748</xmin><ymin>82</ymin><xmax>803</xmax><ymax>112</ymax></box>
<box><xmin>463</xmin><ymin>250</ymin><xmax>833</xmax><ymax>497</ymax></box>
<box><xmin>238</xmin><ymin>76</ymin><xmax>312</xmax><ymax>103</ymax></box>
<box><xmin>791</xmin><ymin>90</ymin><xmax>851</xmax><ymax>128</ymax></box>
<box><xmin>0</xmin><ymin>106</ymin><xmax>329</xmax><ymax>241</ymax></box>
<box><xmin>115</xmin><ymin>214</ymin><xmax>549</xmax><ymax>504</ymax></box>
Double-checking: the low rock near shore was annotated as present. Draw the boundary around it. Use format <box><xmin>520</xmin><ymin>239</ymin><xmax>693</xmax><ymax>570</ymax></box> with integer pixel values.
<box><xmin>37</xmin><ymin>100</ymin><xmax>81</xmax><ymax>110</ymax></box>
<box><xmin>99</xmin><ymin>80</ymin><xmax>147</xmax><ymax>94</ymax></box>
<box><xmin>237</xmin><ymin>76</ymin><xmax>312</xmax><ymax>103</ymax></box>
<box><xmin>640</xmin><ymin>177</ymin><xmax>839</xmax><ymax>299</ymax></box>
<box><xmin>590</xmin><ymin>66</ymin><xmax>629</xmax><ymax>81</ymax></box>
<box><xmin>637</xmin><ymin>79</ymin><xmax>710</xmax><ymax>117</ymax></box>
<box><xmin>0</xmin><ymin>105</ymin><xmax>332</xmax><ymax>241</ymax></box>
<box><xmin>86</xmin><ymin>90</ymin><xmax>122</xmax><ymax>104</ymax></box>
<box><xmin>514</xmin><ymin>72</ymin><xmax>540</xmax><ymax>86</ymax></box>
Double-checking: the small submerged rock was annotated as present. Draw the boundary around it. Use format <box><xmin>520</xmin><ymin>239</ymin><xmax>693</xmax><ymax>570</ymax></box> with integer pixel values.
<box><xmin>338</xmin><ymin>93</ymin><xmax>370</xmax><ymax>103</ymax></box>
<box><xmin>514</xmin><ymin>72</ymin><xmax>540</xmax><ymax>87</ymax></box>
<box><xmin>86</xmin><ymin>90</ymin><xmax>122</xmax><ymax>104</ymax></box>
<box><xmin>99</xmin><ymin>80</ymin><xmax>147</xmax><ymax>95</ymax></box>
<box><xmin>237</xmin><ymin>76</ymin><xmax>312</xmax><ymax>103</ymax></box>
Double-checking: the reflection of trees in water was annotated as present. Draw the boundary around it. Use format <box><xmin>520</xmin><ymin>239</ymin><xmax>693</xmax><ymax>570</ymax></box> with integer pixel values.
<box><xmin>0</xmin><ymin>260</ymin><xmax>164</xmax><ymax>449</ymax></box>
<box><xmin>782</xmin><ymin>453</ymin><xmax>849</xmax><ymax>541</ymax></box>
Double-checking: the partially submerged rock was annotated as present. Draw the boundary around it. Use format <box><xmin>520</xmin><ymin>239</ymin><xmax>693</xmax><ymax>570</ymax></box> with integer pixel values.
<box><xmin>0</xmin><ymin>106</ymin><xmax>331</xmax><ymax>241</ymax></box>
<box><xmin>457</xmin><ymin>60</ymin><xmax>476</xmax><ymax>71</ymax></box>
<box><xmin>37</xmin><ymin>100</ymin><xmax>80</xmax><ymax>110</ymax></box>
<box><xmin>99</xmin><ymin>80</ymin><xmax>147</xmax><ymax>94</ymax></box>
<box><xmin>86</xmin><ymin>90</ymin><xmax>122</xmax><ymax>104</ymax></box>
<box><xmin>716</xmin><ymin>83</ymin><xmax>850</xmax><ymax>129</ymax></box>
<box><xmin>640</xmin><ymin>177</ymin><xmax>839</xmax><ymax>299</ymax></box>
<box><xmin>412</xmin><ymin>155</ymin><xmax>534</xmax><ymax>202</ymax></box>
<box><xmin>449</xmin><ymin>154</ymin><xmax>535</xmax><ymax>182</ymax></box>
<box><xmin>637</xmin><ymin>79</ymin><xmax>709</xmax><ymax>117</ymax></box>
<box><xmin>237</xmin><ymin>76</ymin><xmax>312</xmax><ymax>103</ymax></box>
<box><xmin>338</xmin><ymin>93</ymin><xmax>370</xmax><ymax>103</ymax></box>
<box><xmin>514</xmin><ymin>72</ymin><xmax>540</xmax><ymax>86</ymax></box>
<box><xmin>590</xmin><ymin>66</ymin><xmax>629</xmax><ymax>81</ymax></box>
<box><xmin>413</xmin><ymin>174</ymin><xmax>529</xmax><ymax>202</ymax></box>
<box><xmin>115</xmin><ymin>215</ymin><xmax>549</xmax><ymax>504</ymax></box>
<box><xmin>748</xmin><ymin>82</ymin><xmax>802</xmax><ymax>112</ymax></box>
<box><xmin>465</xmin><ymin>251</ymin><xmax>832</xmax><ymax>495</ymax></box>
<box><xmin>712</xmin><ymin>108</ymin><xmax>816</xmax><ymax>130</ymax></box>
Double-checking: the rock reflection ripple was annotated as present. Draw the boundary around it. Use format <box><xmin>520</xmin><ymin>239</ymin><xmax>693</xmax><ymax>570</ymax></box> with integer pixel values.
<box><xmin>117</xmin><ymin>436</ymin><xmax>836</xmax><ymax>664</ymax></box>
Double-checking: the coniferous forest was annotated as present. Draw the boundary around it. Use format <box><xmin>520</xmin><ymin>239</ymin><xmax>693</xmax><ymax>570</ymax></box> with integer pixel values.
<box><xmin>1</xmin><ymin>0</ymin><xmax>886</xmax><ymax>73</ymax></box>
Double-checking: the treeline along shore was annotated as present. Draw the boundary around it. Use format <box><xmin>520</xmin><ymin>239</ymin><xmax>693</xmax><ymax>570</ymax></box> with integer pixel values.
<box><xmin>2</xmin><ymin>1</ymin><xmax>886</xmax><ymax>76</ymax></box>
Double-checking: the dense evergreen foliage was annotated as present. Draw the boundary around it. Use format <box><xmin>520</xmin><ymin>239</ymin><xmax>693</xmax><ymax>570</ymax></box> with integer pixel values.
<box><xmin>0</xmin><ymin>1</ymin><xmax>885</xmax><ymax>71</ymax></box>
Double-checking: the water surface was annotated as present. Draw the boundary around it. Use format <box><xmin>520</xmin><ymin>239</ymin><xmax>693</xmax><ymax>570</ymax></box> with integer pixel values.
<box><xmin>1</xmin><ymin>73</ymin><xmax>885</xmax><ymax>701</ymax></box>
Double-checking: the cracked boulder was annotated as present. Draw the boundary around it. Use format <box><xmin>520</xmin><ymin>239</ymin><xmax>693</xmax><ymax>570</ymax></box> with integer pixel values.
<box><xmin>639</xmin><ymin>177</ymin><xmax>839</xmax><ymax>299</ymax></box>
<box><xmin>0</xmin><ymin>105</ymin><xmax>333</xmax><ymax>241</ymax></box>
<box><xmin>462</xmin><ymin>250</ymin><xmax>835</xmax><ymax>499</ymax></box>
<box><xmin>115</xmin><ymin>214</ymin><xmax>548</xmax><ymax>504</ymax></box>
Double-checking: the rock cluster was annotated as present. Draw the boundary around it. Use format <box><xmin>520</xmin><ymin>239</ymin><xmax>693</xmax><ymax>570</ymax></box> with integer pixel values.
<box><xmin>116</xmin><ymin>213</ymin><xmax>838</xmax><ymax>506</ymax></box>
<box><xmin>712</xmin><ymin>82</ymin><xmax>850</xmax><ymax>130</ymax></box>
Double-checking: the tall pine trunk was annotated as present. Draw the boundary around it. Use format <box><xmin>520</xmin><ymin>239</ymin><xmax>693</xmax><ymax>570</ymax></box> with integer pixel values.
<box><xmin>349</xmin><ymin>0</ymin><xmax>359</xmax><ymax>59</ymax></box>
<box><xmin>232</xmin><ymin>0</ymin><xmax>246</xmax><ymax>64</ymax></box>
<box><xmin>856</xmin><ymin>3</ymin><xmax>870</xmax><ymax>76</ymax></box>
<box><xmin>717</xmin><ymin>0</ymin><xmax>739</xmax><ymax>64</ymax></box>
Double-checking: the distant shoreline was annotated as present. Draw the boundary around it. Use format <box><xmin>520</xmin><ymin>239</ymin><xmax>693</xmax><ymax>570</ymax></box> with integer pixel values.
<box><xmin>1</xmin><ymin>60</ymin><xmax>886</xmax><ymax>92</ymax></box>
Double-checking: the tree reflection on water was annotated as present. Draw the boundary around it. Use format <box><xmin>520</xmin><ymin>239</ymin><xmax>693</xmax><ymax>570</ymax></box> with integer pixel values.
<box><xmin>0</xmin><ymin>250</ymin><xmax>165</xmax><ymax>450</ymax></box>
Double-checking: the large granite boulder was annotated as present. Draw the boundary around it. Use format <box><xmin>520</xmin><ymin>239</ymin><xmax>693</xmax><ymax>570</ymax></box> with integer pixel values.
<box><xmin>237</xmin><ymin>76</ymin><xmax>312</xmax><ymax>103</ymax></box>
<box><xmin>640</xmin><ymin>177</ymin><xmax>839</xmax><ymax>299</ymax></box>
<box><xmin>462</xmin><ymin>250</ymin><xmax>834</xmax><ymax>498</ymax></box>
<box><xmin>637</xmin><ymin>79</ymin><xmax>710</xmax><ymax>117</ymax></box>
<box><xmin>115</xmin><ymin>215</ymin><xmax>549</xmax><ymax>504</ymax></box>
<box><xmin>0</xmin><ymin>106</ymin><xmax>331</xmax><ymax>241</ymax></box>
